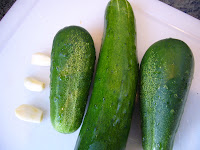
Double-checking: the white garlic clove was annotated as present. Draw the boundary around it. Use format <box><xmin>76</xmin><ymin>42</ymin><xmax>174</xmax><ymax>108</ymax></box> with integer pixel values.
<box><xmin>31</xmin><ymin>53</ymin><xmax>50</xmax><ymax>66</ymax></box>
<box><xmin>15</xmin><ymin>104</ymin><xmax>43</xmax><ymax>123</ymax></box>
<box><xmin>24</xmin><ymin>77</ymin><xmax>45</xmax><ymax>92</ymax></box>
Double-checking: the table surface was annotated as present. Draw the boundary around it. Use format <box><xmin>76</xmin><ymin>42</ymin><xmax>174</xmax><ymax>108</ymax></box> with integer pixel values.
<box><xmin>160</xmin><ymin>0</ymin><xmax>200</xmax><ymax>20</ymax></box>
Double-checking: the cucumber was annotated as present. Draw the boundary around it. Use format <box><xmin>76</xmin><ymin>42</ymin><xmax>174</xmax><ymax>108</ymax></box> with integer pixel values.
<box><xmin>140</xmin><ymin>38</ymin><xmax>194</xmax><ymax>150</ymax></box>
<box><xmin>75</xmin><ymin>0</ymin><xmax>138</xmax><ymax>149</ymax></box>
<box><xmin>50</xmin><ymin>26</ymin><xmax>95</xmax><ymax>133</ymax></box>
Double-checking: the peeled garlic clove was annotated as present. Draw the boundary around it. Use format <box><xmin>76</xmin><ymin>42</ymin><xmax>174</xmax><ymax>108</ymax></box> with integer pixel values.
<box><xmin>31</xmin><ymin>53</ymin><xmax>50</xmax><ymax>66</ymax></box>
<box><xmin>15</xmin><ymin>104</ymin><xmax>43</xmax><ymax>123</ymax></box>
<box><xmin>24</xmin><ymin>77</ymin><xmax>45</xmax><ymax>92</ymax></box>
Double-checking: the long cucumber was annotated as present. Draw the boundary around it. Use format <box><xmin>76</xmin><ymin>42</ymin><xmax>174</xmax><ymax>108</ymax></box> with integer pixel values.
<box><xmin>75</xmin><ymin>0</ymin><xmax>138</xmax><ymax>149</ymax></box>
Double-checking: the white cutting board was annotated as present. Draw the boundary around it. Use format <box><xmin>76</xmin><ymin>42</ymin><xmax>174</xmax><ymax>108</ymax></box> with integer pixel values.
<box><xmin>0</xmin><ymin>0</ymin><xmax>200</xmax><ymax>150</ymax></box>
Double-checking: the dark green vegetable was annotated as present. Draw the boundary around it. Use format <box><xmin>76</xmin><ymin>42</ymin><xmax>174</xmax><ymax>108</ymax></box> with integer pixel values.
<box><xmin>50</xmin><ymin>26</ymin><xmax>95</xmax><ymax>133</ymax></box>
<box><xmin>140</xmin><ymin>38</ymin><xmax>194</xmax><ymax>150</ymax></box>
<box><xmin>75</xmin><ymin>0</ymin><xmax>138</xmax><ymax>149</ymax></box>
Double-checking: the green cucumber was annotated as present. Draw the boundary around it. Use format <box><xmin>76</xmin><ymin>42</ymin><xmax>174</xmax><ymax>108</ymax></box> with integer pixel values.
<box><xmin>75</xmin><ymin>0</ymin><xmax>138</xmax><ymax>149</ymax></box>
<box><xmin>140</xmin><ymin>38</ymin><xmax>194</xmax><ymax>150</ymax></box>
<box><xmin>50</xmin><ymin>26</ymin><xmax>95</xmax><ymax>133</ymax></box>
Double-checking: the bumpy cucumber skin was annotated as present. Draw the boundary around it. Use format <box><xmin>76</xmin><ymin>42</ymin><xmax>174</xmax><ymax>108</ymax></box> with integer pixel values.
<box><xmin>75</xmin><ymin>0</ymin><xmax>138</xmax><ymax>149</ymax></box>
<box><xmin>50</xmin><ymin>26</ymin><xmax>95</xmax><ymax>134</ymax></box>
<box><xmin>140</xmin><ymin>38</ymin><xmax>194</xmax><ymax>150</ymax></box>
